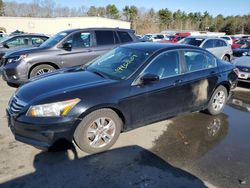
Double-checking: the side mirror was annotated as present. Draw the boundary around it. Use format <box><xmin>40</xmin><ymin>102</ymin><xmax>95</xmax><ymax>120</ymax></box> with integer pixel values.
<box><xmin>62</xmin><ymin>42</ymin><xmax>72</xmax><ymax>51</ymax></box>
<box><xmin>140</xmin><ymin>73</ymin><xmax>159</xmax><ymax>85</ymax></box>
<box><xmin>3</xmin><ymin>43</ymin><xmax>9</xmax><ymax>48</ymax></box>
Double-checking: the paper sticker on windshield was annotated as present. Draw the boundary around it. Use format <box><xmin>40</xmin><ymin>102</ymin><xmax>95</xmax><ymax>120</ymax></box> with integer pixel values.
<box><xmin>115</xmin><ymin>54</ymin><xmax>138</xmax><ymax>73</ymax></box>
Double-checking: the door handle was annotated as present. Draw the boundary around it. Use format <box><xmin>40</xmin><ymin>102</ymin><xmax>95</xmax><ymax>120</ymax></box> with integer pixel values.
<box><xmin>210</xmin><ymin>71</ymin><xmax>216</xmax><ymax>75</ymax></box>
<box><xmin>174</xmin><ymin>79</ymin><xmax>183</xmax><ymax>86</ymax></box>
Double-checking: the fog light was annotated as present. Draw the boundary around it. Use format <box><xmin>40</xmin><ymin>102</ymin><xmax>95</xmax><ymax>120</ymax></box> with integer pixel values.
<box><xmin>12</xmin><ymin>75</ymin><xmax>17</xmax><ymax>80</ymax></box>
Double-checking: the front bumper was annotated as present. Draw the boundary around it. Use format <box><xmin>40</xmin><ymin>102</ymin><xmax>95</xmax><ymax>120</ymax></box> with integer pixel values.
<box><xmin>238</xmin><ymin>70</ymin><xmax>250</xmax><ymax>83</ymax></box>
<box><xmin>1</xmin><ymin>60</ymin><xmax>28</xmax><ymax>86</ymax></box>
<box><xmin>7</xmin><ymin>110</ymin><xmax>79</xmax><ymax>150</ymax></box>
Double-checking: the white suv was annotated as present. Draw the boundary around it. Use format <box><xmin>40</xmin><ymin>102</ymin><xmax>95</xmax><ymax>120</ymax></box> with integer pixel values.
<box><xmin>220</xmin><ymin>36</ymin><xmax>233</xmax><ymax>45</ymax></box>
<box><xmin>179</xmin><ymin>37</ymin><xmax>233</xmax><ymax>61</ymax></box>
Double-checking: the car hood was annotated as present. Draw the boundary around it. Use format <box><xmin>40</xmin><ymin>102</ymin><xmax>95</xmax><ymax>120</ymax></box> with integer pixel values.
<box><xmin>4</xmin><ymin>46</ymin><xmax>51</xmax><ymax>58</ymax></box>
<box><xmin>233</xmin><ymin>56</ymin><xmax>250</xmax><ymax>67</ymax></box>
<box><xmin>15</xmin><ymin>67</ymin><xmax>115</xmax><ymax>103</ymax></box>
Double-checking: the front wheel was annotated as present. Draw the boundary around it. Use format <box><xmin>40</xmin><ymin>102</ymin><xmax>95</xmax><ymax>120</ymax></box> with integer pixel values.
<box><xmin>74</xmin><ymin>109</ymin><xmax>122</xmax><ymax>154</ymax></box>
<box><xmin>29</xmin><ymin>64</ymin><xmax>55</xmax><ymax>78</ymax></box>
<box><xmin>206</xmin><ymin>86</ymin><xmax>228</xmax><ymax>115</ymax></box>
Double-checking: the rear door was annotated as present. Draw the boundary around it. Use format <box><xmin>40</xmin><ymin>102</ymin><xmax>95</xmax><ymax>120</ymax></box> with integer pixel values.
<box><xmin>180</xmin><ymin>49</ymin><xmax>219</xmax><ymax>111</ymax></box>
<box><xmin>213</xmin><ymin>39</ymin><xmax>232</xmax><ymax>59</ymax></box>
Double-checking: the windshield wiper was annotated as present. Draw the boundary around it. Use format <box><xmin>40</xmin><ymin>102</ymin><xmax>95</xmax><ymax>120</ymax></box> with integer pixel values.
<box><xmin>90</xmin><ymin>70</ymin><xmax>106</xmax><ymax>78</ymax></box>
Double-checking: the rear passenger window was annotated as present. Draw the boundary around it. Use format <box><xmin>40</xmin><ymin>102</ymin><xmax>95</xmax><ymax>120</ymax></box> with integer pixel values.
<box><xmin>184</xmin><ymin>51</ymin><xmax>216</xmax><ymax>72</ymax></box>
<box><xmin>117</xmin><ymin>31</ymin><xmax>133</xmax><ymax>43</ymax></box>
<box><xmin>202</xmin><ymin>40</ymin><xmax>214</xmax><ymax>49</ymax></box>
<box><xmin>215</xmin><ymin>39</ymin><xmax>227</xmax><ymax>47</ymax></box>
<box><xmin>95</xmin><ymin>31</ymin><xmax>115</xmax><ymax>45</ymax></box>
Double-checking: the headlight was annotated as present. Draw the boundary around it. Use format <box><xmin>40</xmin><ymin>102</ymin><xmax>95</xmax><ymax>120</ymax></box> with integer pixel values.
<box><xmin>7</xmin><ymin>54</ymin><xmax>28</xmax><ymax>64</ymax></box>
<box><xmin>26</xmin><ymin>98</ymin><xmax>81</xmax><ymax>117</ymax></box>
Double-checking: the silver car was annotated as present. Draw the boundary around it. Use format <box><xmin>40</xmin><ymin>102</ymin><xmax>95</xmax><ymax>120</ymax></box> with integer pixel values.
<box><xmin>232</xmin><ymin>56</ymin><xmax>250</xmax><ymax>83</ymax></box>
<box><xmin>179</xmin><ymin>36</ymin><xmax>233</xmax><ymax>61</ymax></box>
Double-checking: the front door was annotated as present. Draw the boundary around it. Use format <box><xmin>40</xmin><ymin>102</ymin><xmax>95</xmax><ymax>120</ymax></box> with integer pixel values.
<box><xmin>126</xmin><ymin>50</ymin><xmax>188</xmax><ymax>126</ymax></box>
<box><xmin>58</xmin><ymin>31</ymin><xmax>98</xmax><ymax>67</ymax></box>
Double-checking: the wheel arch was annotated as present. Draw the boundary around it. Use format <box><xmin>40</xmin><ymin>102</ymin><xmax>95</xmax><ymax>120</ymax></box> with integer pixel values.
<box><xmin>28</xmin><ymin>62</ymin><xmax>60</xmax><ymax>78</ymax></box>
<box><xmin>76</xmin><ymin>104</ymin><xmax>127</xmax><ymax>132</ymax></box>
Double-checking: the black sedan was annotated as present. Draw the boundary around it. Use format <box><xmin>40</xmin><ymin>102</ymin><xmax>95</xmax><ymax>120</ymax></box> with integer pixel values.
<box><xmin>6</xmin><ymin>43</ymin><xmax>238</xmax><ymax>153</ymax></box>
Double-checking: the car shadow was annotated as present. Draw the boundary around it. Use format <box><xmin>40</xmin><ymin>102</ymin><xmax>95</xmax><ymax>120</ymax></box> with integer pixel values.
<box><xmin>0</xmin><ymin>145</ymin><xmax>207</xmax><ymax>188</ymax></box>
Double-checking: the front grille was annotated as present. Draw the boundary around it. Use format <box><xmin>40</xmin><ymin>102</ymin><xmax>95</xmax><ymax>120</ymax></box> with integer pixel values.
<box><xmin>8</xmin><ymin>96</ymin><xmax>26</xmax><ymax>115</ymax></box>
<box><xmin>237</xmin><ymin>66</ymin><xmax>250</xmax><ymax>73</ymax></box>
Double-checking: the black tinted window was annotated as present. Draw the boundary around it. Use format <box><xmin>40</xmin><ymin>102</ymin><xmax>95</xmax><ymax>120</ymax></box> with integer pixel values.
<box><xmin>184</xmin><ymin>51</ymin><xmax>216</xmax><ymax>72</ymax></box>
<box><xmin>214</xmin><ymin>39</ymin><xmax>227</xmax><ymax>47</ymax></box>
<box><xmin>144</xmin><ymin>51</ymin><xmax>180</xmax><ymax>79</ymax></box>
<box><xmin>180</xmin><ymin>38</ymin><xmax>204</xmax><ymax>47</ymax></box>
<box><xmin>117</xmin><ymin>31</ymin><xmax>133</xmax><ymax>43</ymax></box>
<box><xmin>203</xmin><ymin>40</ymin><xmax>214</xmax><ymax>49</ymax></box>
<box><xmin>95</xmin><ymin>30</ymin><xmax>115</xmax><ymax>45</ymax></box>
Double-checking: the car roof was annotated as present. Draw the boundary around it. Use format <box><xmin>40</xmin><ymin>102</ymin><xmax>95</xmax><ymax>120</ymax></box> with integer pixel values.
<box><xmin>121</xmin><ymin>42</ymin><xmax>205</xmax><ymax>53</ymax></box>
<box><xmin>61</xmin><ymin>28</ymin><xmax>135</xmax><ymax>34</ymax></box>
<box><xmin>9</xmin><ymin>34</ymin><xmax>49</xmax><ymax>37</ymax></box>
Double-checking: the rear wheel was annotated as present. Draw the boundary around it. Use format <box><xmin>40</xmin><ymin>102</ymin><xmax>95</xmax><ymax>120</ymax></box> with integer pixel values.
<box><xmin>222</xmin><ymin>55</ymin><xmax>230</xmax><ymax>62</ymax></box>
<box><xmin>74</xmin><ymin>109</ymin><xmax>122</xmax><ymax>153</ymax></box>
<box><xmin>206</xmin><ymin>86</ymin><xmax>228</xmax><ymax>115</ymax></box>
<box><xmin>29</xmin><ymin>64</ymin><xmax>55</xmax><ymax>78</ymax></box>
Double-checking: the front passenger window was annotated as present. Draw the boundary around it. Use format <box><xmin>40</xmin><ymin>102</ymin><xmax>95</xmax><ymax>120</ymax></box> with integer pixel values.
<box><xmin>143</xmin><ymin>51</ymin><xmax>180</xmax><ymax>79</ymax></box>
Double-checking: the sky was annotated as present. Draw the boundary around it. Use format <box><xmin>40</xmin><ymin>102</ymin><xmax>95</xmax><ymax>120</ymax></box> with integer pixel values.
<box><xmin>4</xmin><ymin>0</ymin><xmax>250</xmax><ymax>16</ymax></box>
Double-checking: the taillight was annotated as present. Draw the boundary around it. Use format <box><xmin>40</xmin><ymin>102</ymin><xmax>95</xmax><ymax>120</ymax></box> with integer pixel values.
<box><xmin>233</xmin><ymin>68</ymin><xmax>239</xmax><ymax>76</ymax></box>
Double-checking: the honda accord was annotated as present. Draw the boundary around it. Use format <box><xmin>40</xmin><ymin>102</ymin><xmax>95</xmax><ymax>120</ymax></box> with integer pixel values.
<box><xmin>6</xmin><ymin>43</ymin><xmax>238</xmax><ymax>153</ymax></box>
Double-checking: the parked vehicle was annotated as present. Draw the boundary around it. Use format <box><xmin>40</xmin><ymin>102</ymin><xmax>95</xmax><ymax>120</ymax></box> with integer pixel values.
<box><xmin>179</xmin><ymin>36</ymin><xmax>233</xmax><ymax>61</ymax></box>
<box><xmin>6</xmin><ymin>43</ymin><xmax>238</xmax><ymax>153</ymax></box>
<box><xmin>0</xmin><ymin>34</ymin><xmax>49</xmax><ymax>59</ymax></box>
<box><xmin>220</xmin><ymin>36</ymin><xmax>233</xmax><ymax>45</ymax></box>
<box><xmin>142</xmin><ymin>34</ymin><xmax>165</xmax><ymax>42</ymax></box>
<box><xmin>231</xmin><ymin>39</ymin><xmax>250</xmax><ymax>49</ymax></box>
<box><xmin>1</xmin><ymin>28</ymin><xmax>139</xmax><ymax>87</ymax></box>
<box><xmin>158</xmin><ymin>35</ymin><xmax>186</xmax><ymax>43</ymax></box>
<box><xmin>232</xmin><ymin>56</ymin><xmax>250</xmax><ymax>83</ymax></box>
<box><xmin>0</xmin><ymin>33</ymin><xmax>8</xmax><ymax>39</ymax></box>
<box><xmin>233</xmin><ymin>42</ymin><xmax>250</xmax><ymax>57</ymax></box>
<box><xmin>228</xmin><ymin>90</ymin><xmax>250</xmax><ymax>112</ymax></box>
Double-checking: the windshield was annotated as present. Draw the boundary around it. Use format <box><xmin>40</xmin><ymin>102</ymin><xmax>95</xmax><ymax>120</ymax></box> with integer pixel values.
<box><xmin>179</xmin><ymin>38</ymin><xmax>205</xmax><ymax>46</ymax></box>
<box><xmin>40</xmin><ymin>31</ymin><xmax>69</xmax><ymax>48</ymax></box>
<box><xmin>86</xmin><ymin>47</ymin><xmax>151</xmax><ymax>80</ymax></box>
<box><xmin>0</xmin><ymin>36</ymin><xmax>13</xmax><ymax>44</ymax></box>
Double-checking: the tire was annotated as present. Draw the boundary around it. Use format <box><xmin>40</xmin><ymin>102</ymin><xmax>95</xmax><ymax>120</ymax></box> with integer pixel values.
<box><xmin>74</xmin><ymin>108</ymin><xmax>122</xmax><ymax>154</ymax></box>
<box><xmin>29</xmin><ymin>64</ymin><xmax>55</xmax><ymax>78</ymax></box>
<box><xmin>206</xmin><ymin>86</ymin><xmax>228</xmax><ymax>115</ymax></box>
<box><xmin>222</xmin><ymin>55</ymin><xmax>230</xmax><ymax>62</ymax></box>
